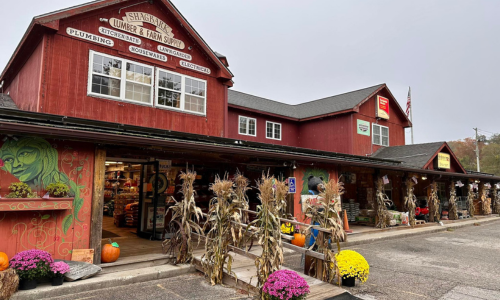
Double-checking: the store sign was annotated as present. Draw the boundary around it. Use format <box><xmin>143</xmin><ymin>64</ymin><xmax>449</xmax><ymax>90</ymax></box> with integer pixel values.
<box><xmin>376</xmin><ymin>95</ymin><xmax>390</xmax><ymax>120</ymax></box>
<box><xmin>437</xmin><ymin>153</ymin><xmax>451</xmax><ymax>169</ymax></box>
<box><xmin>180</xmin><ymin>60</ymin><xmax>211</xmax><ymax>74</ymax></box>
<box><xmin>109</xmin><ymin>12</ymin><xmax>185</xmax><ymax>49</ymax></box>
<box><xmin>159</xmin><ymin>160</ymin><xmax>172</xmax><ymax>172</ymax></box>
<box><xmin>66</xmin><ymin>27</ymin><xmax>114</xmax><ymax>47</ymax></box>
<box><xmin>357</xmin><ymin>119</ymin><xmax>370</xmax><ymax>136</ymax></box>
<box><xmin>158</xmin><ymin>45</ymin><xmax>192</xmax><ymax>61</ymax></box>
<box><xmin>147</xmin><ymin>206</ymin><xmax>165</xmax><ymax>230</ymax></box>
<box><xmin>99</xmin><ymin>27</ymin><xmax>141</xmax><ymax>45</ymax></box>
<box><xmin>288</xmin><ymin>177</ymin><xmax>296</xmax><ymax>194</ymax></box>
<box><xmin>129</xmin><ymin>46</ymin><xmax>167</xmax><ymax>62</ymax></box>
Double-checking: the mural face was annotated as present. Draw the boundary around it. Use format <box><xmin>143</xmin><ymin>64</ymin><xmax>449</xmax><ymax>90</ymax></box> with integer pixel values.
<box><xmin>0</xmin><ymin>137</ymin><xmax>94</xmax><ymax>259</ymax></box>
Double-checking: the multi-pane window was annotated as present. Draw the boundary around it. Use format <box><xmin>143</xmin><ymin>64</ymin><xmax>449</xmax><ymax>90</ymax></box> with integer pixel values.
<box><xmin>266</xmin><ymin>121</ymin><xmax>281</xmax><ymax>140</ymax></box>
<box><xmin>239</xmin><ymin>116</ymin><xmax>256</xmax><ymax>136</ymax></box>
<box><xmin>156</xmin><ymin>69</ymin><xmax>206</xmax><ymax>115</ymax></box>
<box><xmin>373</xmin><ymin>124</ymin><xmax>389</xmax><ymax>146</ymax></box>
<box><xmin>88</xmin><ymin>51</ymin><xmax>153</xmax><ymax>105</ymax></box>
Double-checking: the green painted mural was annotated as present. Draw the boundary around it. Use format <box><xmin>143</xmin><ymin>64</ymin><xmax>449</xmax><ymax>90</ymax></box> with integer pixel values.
<box><xmin>301</xmin><ymin>168</ymin><xmax>329</xmax><ymax>195</ymax></box>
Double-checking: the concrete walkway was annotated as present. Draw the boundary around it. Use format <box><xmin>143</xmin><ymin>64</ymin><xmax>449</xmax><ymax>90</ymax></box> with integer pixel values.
<box><xmin>342</xmin><ymin>215</ymin><xmax>500</xmax><ymax>247</ymax></box>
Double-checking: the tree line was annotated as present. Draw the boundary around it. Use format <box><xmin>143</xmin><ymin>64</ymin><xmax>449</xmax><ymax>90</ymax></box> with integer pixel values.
<box><xmin>449</xmin><ymin>134</ymin><xmax>500</xmax><ymax>176</ymax></box>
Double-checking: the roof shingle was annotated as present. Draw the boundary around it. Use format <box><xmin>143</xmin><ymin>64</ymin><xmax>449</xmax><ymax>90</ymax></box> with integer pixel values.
<box><xmin>371</xmin><ymin>142</ymin><xmax>445</xmax><ymax>168</ymax></box>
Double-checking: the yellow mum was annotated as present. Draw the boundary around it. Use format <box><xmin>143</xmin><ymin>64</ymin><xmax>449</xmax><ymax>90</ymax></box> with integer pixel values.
<box><xmin>335</xmin><ymin>250</ymin><xmax>369</xmax><ymax>283</ymax></box>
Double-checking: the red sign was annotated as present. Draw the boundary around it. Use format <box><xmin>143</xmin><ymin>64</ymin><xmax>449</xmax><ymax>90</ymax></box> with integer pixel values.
<box><xmin>376</xmin><ymin>96</ymin><xmax>390</xmax><ymax>120</ymax></box>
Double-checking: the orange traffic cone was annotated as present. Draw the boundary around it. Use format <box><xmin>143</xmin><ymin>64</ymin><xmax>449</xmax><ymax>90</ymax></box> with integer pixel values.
<box><xmin>343</xmin><ymin>210</ymin><xmax>352</xmax><ymax>233</ymax></box>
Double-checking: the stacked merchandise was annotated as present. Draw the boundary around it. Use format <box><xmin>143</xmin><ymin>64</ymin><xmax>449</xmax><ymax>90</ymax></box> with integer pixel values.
<box><xmin>125</xmin><ymin>202</ymin><xmax>139</xmax><ymax>227</ymax></box>
<box><xmin>114</xmin><ymin>192</ymin><xmax>139</xmax><ymax>227</ymax></box>
<box><xmin>356</xmin><ymin>209</ymin><xmax>376</xmax><ymax>224</ymax></box>
<box><xmin>341</xmin><ymin>199</ymin><xmax>360</xmax><ymax>222</ymax></box>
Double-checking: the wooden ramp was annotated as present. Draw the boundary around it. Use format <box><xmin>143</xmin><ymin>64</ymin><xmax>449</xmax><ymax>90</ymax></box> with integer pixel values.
<box><xmin>192</xmin><ymin>246</ymin><xmax>349</xmax><ymax>300</ymax></box>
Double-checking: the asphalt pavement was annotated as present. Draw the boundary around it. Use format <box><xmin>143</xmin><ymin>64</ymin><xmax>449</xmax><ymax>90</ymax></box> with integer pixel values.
<box><xmin>342</xmin><ymin>220</ymin><xmax>500</xmax><ymax>300</ymax></box>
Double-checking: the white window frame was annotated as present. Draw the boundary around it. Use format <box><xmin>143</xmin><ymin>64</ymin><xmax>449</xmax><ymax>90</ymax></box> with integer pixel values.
<box><xmin>266</xmin><ymin>121</ymin><xmax>282</xmax><ymax>141</ymax></box>
<box><xmin>87</xmin><ymin>50</ymin><xmax>154</xmax><ymax>106</ymax></box>
<box><xmin>238</xmin><ymin>116</ymin><xmax>257</xmax><ymax>137</ymax></box>
<box><xmin>372</xmin><ymin>124</ymin><xmax>389</xmax><ymax>147</ymax></box>
<box><xmin>155</xmin><ymin>68</ymin><xmax>207</xmax><ymax>116</ymax></box>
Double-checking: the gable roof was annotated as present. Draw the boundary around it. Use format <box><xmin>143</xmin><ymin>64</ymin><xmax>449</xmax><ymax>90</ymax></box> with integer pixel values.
<box><xmin>1</xmin><ymin>0</ymin><xmax>233</xmax><ymax>84</ymax></box>
<box><xmin>229</xmin><ymin>84</ymin><xmax>410</xmax><ymax>123</ymax></box>
<box><xmin>371</xmin><ymin>142</ymin><xmax>467</xmax><ymax>173</ymax></box>
<box><xmin>0</xmin><ymin>94</ymin><xmax>18</xmax><ymax>110</ymax></box>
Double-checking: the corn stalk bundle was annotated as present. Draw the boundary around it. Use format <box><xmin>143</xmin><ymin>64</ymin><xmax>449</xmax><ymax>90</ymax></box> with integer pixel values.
<box><xmin>304</xmin><ymin>178</ymin><xmax>345</xmax><ymax>283</ymax></box>
<box><xmin>248</xmin><ymin>174</ymin><xmax>285</xmax><ymax>293</ymax></box>
<box><xmin>0</xmin><ymin>269</ymin><xmax>19</xmax><ymax>300</ymax></box>
<box><xmin>162</xmin><ymin>170</ymin><xmax>204</xmax><ymax>264</ymax></box>
<box><xmin>448</xmin><ymin>181</ymin><xmax>458</xmax><ymax>220</ymax></box>
<box><xmin>202</xmin><ymin>176</ymin><xmax>243</xmax><ymax>285</ymax></box>
<box><xmin>481</xmin><ymin>183</ymin><xmax>492</xmax><ymax>215</ymax></box>
<box><xmin>404</xmin><ymin>178</ymin><xmax>417</xmax><ymax>228</ymax></box>
<box><xmin>375</xmin><ymin>178</ymin><xmax>392</xmax><ymax>228</ymax></box>
<box><xmin>428</xmin><ymin>182</ymin><xmax>440</xmax><ymax>222</ymax></box>
<box><xmin>234</xmin><ymin>170</ymin><xmax>250</xmax><ymax>224</ymax></box>
<box><xmin>467</xmin><ymin>183</ymin><xmax>476</xmax><ymax>217</ymax></box>
<box><xmin>493</xmin><ymin>185</ymin><xmax>500</xmax><ymax>214</ymax></box>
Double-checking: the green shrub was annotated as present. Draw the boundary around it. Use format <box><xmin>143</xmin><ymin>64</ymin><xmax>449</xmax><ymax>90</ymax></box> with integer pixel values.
<box><xmin>46</xmin><ymin>182</ymin><xmax>70</xmax><ymax>198</ymax></box>
<box><xmin>5</xmin><ymin>182</ymin><xmax>38</xmax><ymax>198</ymax></box>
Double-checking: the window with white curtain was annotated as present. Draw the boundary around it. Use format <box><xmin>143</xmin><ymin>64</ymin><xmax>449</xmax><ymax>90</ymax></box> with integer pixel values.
<box><xmin>373</xmin><ymin>124</ymin><xmax>389</xmax><ymax>146</ymax></box>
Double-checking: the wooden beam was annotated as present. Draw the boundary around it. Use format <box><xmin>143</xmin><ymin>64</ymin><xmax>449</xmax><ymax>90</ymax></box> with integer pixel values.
<box><xmin>90</xmin><ymin>147</ymin><xmax>106</xmax><ymax>263</ymax></box>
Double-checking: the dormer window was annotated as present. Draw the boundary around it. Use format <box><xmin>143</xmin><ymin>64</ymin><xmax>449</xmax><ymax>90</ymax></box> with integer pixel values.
<box><xmin>239</xmin><ymin>116</ymin><xmax>256</xmax><ymax>136</ymax></box>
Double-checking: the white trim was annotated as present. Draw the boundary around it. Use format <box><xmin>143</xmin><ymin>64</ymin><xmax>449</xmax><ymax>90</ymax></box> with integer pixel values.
<box><xmin>266</xmin><ymin>121</ymin><xmax>282</xmax><ymax>141</ymax></box>
<box><xmin>372</xmin><ymin>123</ymin><xmax>389</xmax><ymax>147</ymax></box>
<box><xmin>155</xmin><ymin>67</ymin><xmax>207</xmax><ymax>116</ymax></box>
<box><xmin>87</xmin><ymin>50</ymin><xmax>154</xmax><ymax>106</ymax></box>
<box><xmin>238</xmin><ymin>116</ymin><xmax>257</xmax><ymax>137</ymax></box>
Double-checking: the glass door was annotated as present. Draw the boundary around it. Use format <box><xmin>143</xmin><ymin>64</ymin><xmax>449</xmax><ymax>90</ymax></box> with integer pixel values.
<box><xmin>137</xmin><ymin>161</ymin><xmax>162</xmax><ymax>240</ymax></box>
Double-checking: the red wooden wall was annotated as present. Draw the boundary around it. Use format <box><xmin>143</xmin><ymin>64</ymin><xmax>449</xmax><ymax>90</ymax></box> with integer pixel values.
<box><xmin>4</xmin><ymin>39</ymin><xmax>44</xmax><ymax>112</ymax></box>
<box><xmin>297</xmin><ymin>115</ymin><xmax>353</xmax><ymax>154</ymax></box>
<box><xmin>227</xmin><ymin>108</ymin><xmax>300</xmax><ymax>147</ymax></box>
<box><xmin>0</xmin><ymin>136</ymin><xmax>94</xmax><ymax>260</ymax></box>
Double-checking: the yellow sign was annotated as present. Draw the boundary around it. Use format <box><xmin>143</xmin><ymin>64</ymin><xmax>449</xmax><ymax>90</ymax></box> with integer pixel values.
<box><xmin>109</xmin><ymin>12</ymin><xmax>185</xmax><ymax>50</ymax></box>
<box><xmin>437</xmin><ymin>153</ymin><xmax>451</xmax><ymax>169</ymax></box>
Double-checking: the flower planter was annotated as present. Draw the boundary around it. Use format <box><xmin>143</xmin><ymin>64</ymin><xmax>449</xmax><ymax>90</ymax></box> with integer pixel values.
<box><xmin>19</xmin><ymin>279</ymin><xmax>37</xmax><ymax>290</ymax></box>
<box><xmin>51</xmin><ymin>277</ymin><xmax>64</xmax><ymax>286</ymax></box>
<box><xmin>341</xmin><ymin>276</ymin><xmax>356</xmax><ymax>287</ymax></box>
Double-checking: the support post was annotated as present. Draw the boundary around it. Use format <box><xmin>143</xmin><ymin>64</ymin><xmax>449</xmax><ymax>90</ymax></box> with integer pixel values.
<box><xmin>90</xmin><ymin>147</ymin><xmax>106</xmax><ymax>264</ymax></box>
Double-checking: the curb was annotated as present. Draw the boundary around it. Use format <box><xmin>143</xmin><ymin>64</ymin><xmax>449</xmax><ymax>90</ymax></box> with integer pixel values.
<box><xmin>12</xmin><ymin>263</ymin><xmax>195</xmax><ymax>300</ymax></box>
<box><xmin>341</xmin><ymin>216</ymin><xmax>500</xmax><ymax>247</ymax></box>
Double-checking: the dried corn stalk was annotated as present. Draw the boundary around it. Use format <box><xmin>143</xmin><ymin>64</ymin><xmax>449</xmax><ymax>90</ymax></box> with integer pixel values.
<box><xmin>428</xmin><ymin>182</ymin><xmax>440</xmax><ymax>222</ymax></box>
<box><xmin>493</xmin><ymin>185</ymin><xmax>500</xmax><ymax>214</ymax></box>
<box><xmin>404</xmin><ymin>178</ymin><xmax>417</xmax><ymax>227</ymax></box>
<box><xmin>375</xmin><ymin>178</ymin><xmax>392</xmax><ymax>228</ymax></box>
<box><xmin>481</xmin><ymin>183</ymin><xmax>492</xmax><ymax>215</ymax></box>
<box><xmin>162</xmin><ymin>170</ymin><xmax>204</xmax><ymax>264</ymax></box>
<box><xmin>467</xmin><ymin>183</ymin><xmax>476</xmax><ymax>217</ymax></box>
<box><xmin>202</xmin><ymin>176</ymin><xmax>243</xmax><ymax>285</ymax></box>
<box><xmin>304</xmin><ymin>178</ymin><xmax>345</xmax><ymax>284</ymax></box>
<box><xmin>448</xmin><ymin>181</ymin><xmax>458</xmax><ymax>220</ymax></box>
<box><xmin>248</xmin><ymin>174</ymin><xmax>285</xmax><ymax>294</ymax></box>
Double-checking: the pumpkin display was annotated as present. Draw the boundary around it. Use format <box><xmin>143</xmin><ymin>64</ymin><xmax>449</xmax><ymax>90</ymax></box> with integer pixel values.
<box><xmin>0</xmin><ymin>252</ymin><xmax>8</xmax><ymax>271</ymax></box>
<box><xmin>101</xmin><ymin>239</ymin><xmax>120</xmax><ymax>263</ymax></box>
<box><xmin>292</xmin><ymin>233</ymin><xmax>306</xmax><ymax>247</ymax></box>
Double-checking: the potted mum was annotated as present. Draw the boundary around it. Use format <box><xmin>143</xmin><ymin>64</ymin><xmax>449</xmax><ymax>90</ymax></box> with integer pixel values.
<box><xmin>45</xmin><ymin>182</ymin><xmax>70</xmax><ymax>198</ymax></box>
<box><xmin>335</xmin><ymin>250</ymin><xmax>369</xmax><ymax>287</ymax></box>
<box><xmin>49</xmin><ymin>261</ymin><xmax>70</xmax><ymax>286</ymax></box>
<box><xmin>9</xmin><ymin>249</ymin><xmax>53</xmax><ymax>290</ymax></box>
<box><xmin>262</xmin><ymin>270</ymin><xmax>310</xmax><ymax>300</ymax></box>
<box><xmin>4</xmin><ymin>182</ymin><xmax>39</xmax><ymax>198</ymax></box>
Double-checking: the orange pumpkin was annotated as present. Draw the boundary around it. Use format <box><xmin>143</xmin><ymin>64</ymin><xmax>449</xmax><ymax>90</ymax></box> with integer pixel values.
<box><xmin>101</xmin><ymin>239</ymin><xmax>120</xmax><ymax>263</ymax></box>
<box><xmin>292</xmin><ymin>233</ymin><xmax>306</xmax><ymax>247</ymax></box>
<box><xmin>0</xmin><ymin>252</ymin><xmax>9</xmax><ymax>271</ymax></box>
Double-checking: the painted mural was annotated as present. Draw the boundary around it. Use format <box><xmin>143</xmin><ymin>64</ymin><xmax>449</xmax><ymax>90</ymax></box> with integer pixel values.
<box><xmin>300</xmin><ymin>168</ymin><xmax>329</xmax><ymax>195</ymax></box>
<box><xmin>0</xmin><ymin>137</ymin><xmax>94</xmax><ymax>259</ymax></box>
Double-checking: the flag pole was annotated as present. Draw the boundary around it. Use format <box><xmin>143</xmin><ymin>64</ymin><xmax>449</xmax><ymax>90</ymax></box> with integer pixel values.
<box><xmin>409</xmin><ymin>87</ymin><xmax>414</xmax><ymax>144</ymax></box>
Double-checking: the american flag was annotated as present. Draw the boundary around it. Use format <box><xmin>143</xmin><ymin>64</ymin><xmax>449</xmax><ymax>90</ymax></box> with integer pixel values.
<box><xmin>406</xmin><ymin>87</ymin><xmax>411</xmax><ymax>116</ymax></box>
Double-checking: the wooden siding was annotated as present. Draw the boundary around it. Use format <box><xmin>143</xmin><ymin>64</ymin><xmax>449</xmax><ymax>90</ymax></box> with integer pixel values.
<box><xmin>4</xmin><ymin>39</ymin><xmax>44</xmax><ymax>112</ymax></box>
<box><xmin>298</xmin><ymin>115</ymin><xmax>353</xmax><ymax>154</ymax></box>
<box><xmin>39</xmin><ymin>1</ymin><xmax>227</xmax><ymax>137</ymax></box>
<box><xmin>228</xmin><ymin>108</ymin><xmax>300</xmax><ymax>147</ymax></box>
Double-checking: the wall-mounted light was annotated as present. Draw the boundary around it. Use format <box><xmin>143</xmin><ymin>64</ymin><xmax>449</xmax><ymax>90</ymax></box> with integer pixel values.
<box><xmin>421</xmin><ymin>175</ymin><xmax>427</xmax><ymax>180</ymax></box>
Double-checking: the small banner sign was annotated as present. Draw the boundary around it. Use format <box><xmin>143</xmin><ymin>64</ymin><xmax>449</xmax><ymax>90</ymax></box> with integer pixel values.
<box><xmin>129</xmin><ymin>46</ymin><xmax>167</xmax><ymax>62</ymax></box>
<box><xmin>158</xmin><ymin>45</ymin><xmax>192</xmax><ymax>61</ymax></box>
<box><xmin>180</xmin><ymin>60</ymin><xmax>211</xmax><ymax>74</ymax></box>
<box><xmin>99</xmin><ymin>27</ymin><xmax>141</xmax><ymax>45</ymax></box>
<box><xmin>66</xmin><ymin>27</ymin><xmax>114</xmax><ymax>47</ymax></box>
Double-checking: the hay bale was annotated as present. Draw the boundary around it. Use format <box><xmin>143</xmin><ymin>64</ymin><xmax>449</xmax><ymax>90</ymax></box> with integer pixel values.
<box><xmin>0</xmin><ymin>269</ymin><xmax>19</xmax><ymax>300</ymax></box>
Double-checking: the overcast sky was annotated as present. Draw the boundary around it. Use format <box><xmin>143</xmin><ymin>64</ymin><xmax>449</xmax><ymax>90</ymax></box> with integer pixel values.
<box><xmin>1</xmin><ymin>0</ymin><xmax>499</xmax><ymax>144</ymax></box>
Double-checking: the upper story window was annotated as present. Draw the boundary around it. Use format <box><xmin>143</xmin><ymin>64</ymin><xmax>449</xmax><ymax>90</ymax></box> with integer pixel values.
<box><xmin>88</xmin><ymin>51</ymin><xmax>153</xmax><ymax>105</ymax></box>
<box><xmin>266</xmin><ymin>121</ymin><xmax>281</xmax><ymax>140</ymax></box>
<box><xmin>239</xmin><ymin>116</ymin><xmax>256</xmax><ymax>136</ymax></box>
<box><xmin>156</xmin><ymin>68</ymin><xmax>206</xmax><ymax>115</ymax></box>
<box><xmin>373</xmin><ymin>124</ymin><xmax>389</xmax><ymax>147</ymax></box>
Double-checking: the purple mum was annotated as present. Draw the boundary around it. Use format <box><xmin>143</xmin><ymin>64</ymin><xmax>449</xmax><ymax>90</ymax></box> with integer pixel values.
<box><xmin>9</xmin><ymin>249</ymin><xmax>54</xmax><ymax>280</ymax></box>
<box><xmin>262</xmin><ymin>270</ymin><xmax>310</xmax><ymax>300</ymax></box>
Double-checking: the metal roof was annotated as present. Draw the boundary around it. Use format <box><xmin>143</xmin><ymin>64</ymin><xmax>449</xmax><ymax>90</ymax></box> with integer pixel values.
<box><xmin>228</xmin><ymin>84</ymin><xmax>384</xmax><ymax>119</ymax></box>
